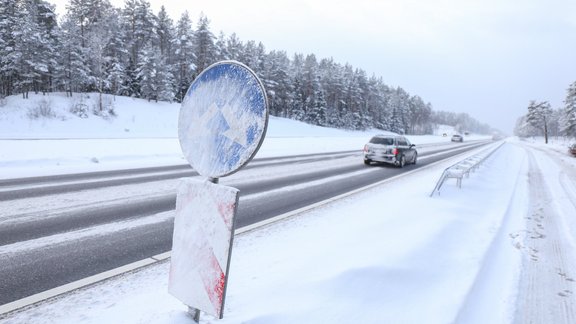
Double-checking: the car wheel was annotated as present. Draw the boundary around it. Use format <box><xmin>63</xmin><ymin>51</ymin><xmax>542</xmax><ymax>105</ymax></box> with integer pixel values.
<box><xmin>399</xmin><ymin>155</ymin><xmax>406</xmax><ymax>168</ymax></box>
<box><xmin>412</xmin><ymin>153</ymin><xmax>417</xmax><ymax>164</ymax></box>
<box><xmin>364</xmin><ymin>159</ymin><xmax>371</xmax><ymax>165</ymax></box>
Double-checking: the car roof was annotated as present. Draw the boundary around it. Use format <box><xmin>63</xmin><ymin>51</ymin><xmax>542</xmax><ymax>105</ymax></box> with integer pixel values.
<box><xmin>373</xmin><ymin>134</ymin><xmax>400</xmax><ymax>138</ymax></box>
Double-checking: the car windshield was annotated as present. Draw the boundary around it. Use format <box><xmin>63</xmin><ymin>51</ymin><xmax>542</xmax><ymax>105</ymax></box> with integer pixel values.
<box><xmin>370</xmin><ymin>137</ymin><xmax>394</xmax><ymax>145</ymax></box>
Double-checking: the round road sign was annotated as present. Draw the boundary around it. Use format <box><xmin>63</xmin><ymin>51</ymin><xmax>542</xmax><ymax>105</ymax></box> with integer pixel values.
<box><xmin>178</xmin><ymin>61</ymin><xmax>269</xmax><ymax>178</ymax></box>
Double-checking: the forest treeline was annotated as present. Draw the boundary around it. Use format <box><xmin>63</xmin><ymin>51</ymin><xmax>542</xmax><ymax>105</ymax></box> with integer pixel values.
<box><xmin>0</xmin><ymin>0</ymin><xmax>493</xmax><ymax>134</ymax></box>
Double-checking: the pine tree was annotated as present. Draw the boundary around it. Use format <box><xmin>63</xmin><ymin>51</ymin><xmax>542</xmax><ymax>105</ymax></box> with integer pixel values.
<box><xmin>123</xmin><ymin>57</ymin><xmax>140</xmax><ymax>96</ymax></box>
<box><xmin>226</xmin><ymin>33</ymin><xmax>243</xmax><ymax>61</ymax></box>
<box><xmin>214</xmin><ymin>31</ymin><xmax>228</xmax><ymax>61</ymax></box>
<box><xmin>156</xmin><ymin>6</ymin><xmax>174</xmax><ymax>58</ymax></box>
<box><xmin>66</xmin><ymin>0</ymin><xmax>102</xmax><ymax>48</ymax></box>
<box><xmin>318</xmin><ymin>58</ymin><xmax>344</xmax><ymax>127</ymax></box>
<box><xmin>289</xmin><ymin>53</ymin><xmax>306</xmax><ymax>121</ymax></box>
<box><xmin>408</xmin><ymin>95</ymin><xmax>428</xmax><ymax>134</ymax></box>
<box><xmin>239</xmin><ymin>40</ymin><xmax>266</xmax><ymax>81</ymax></box>
<box><xmin>102</xmin><ymin>7</ymin><xmax>128</xmax><ymax>96</ymax></box>
<box><xmin>290</xmin><ymin>78</ymin><xmax>305</xmax><ymax>121</ymax></box>
<box><xmin>0</xmin><ymin>0</ymin><xmax>21</xmax><ymax>97</ymax></box>
<box><xmin>59</xmin><ymin>14</ymin><xmax>91</xmax><ymax>95</ymax></box>
<box><xmin>341</xmin><ymin>64</ymin><xmax>365</xmax><ymax>129</ymax></box>
<box><xmin>136</xmin><ymin>41</ymin><xmax>174</xmax><ymax>103</ymax></box>
<box><xmin>136</xmin><ymin>41</ymin><xmax>158</xmax><ymax>101</ymax></box>
<box><xmin>32</xmin><ymin>0</ymin><xmax>60</xmax><ymax>94</ymax></box>
<box><xmin>155</xmin><ymin>6</ymin><xmax>176</xmax><ymax>101</ymax></box>
<box><xmin>307</xmin><ymin>81</ymin><xmax>327</xmax><ymax>126</ymax></box>
<box><xmin>65</xmin><ymin>0</ymin><xmax>116</xmax><ymax>93</ymax></box>
<box><xmin>264</xmin><ymin>50</ymin><xmax>292</xmax><ymax>117</ymax></box>
<box><xmin>366</xmin><ymin>78</ymin><xmax>386</xmax><ymax>130</ymax></box>
<box><xmin>121</xmin><ymin>0</ymin><xmax>139</xmax><ymax>59</ymax></box>
<box><xmin>12</xmin><ymin>0</ymin><xmax>60</xmax><ymax>97</ymax></box>
<box><xmin>87</xmin><ymin>6</ymin><xmax>119</xmax><ymax>111</ymax></box>
<box><xmin>354</xmin><ymin>68</ymin><xmax>372</xmax><ymax>130</ymax></box>
<box><xmin>106</xmin><ymin>57</ymin><xmax>125</xmax><ymax>96</ymax></box>
<box><xmin>564</xmin><ymin>81</ymin><xmax>576</xmax><ymax>138</ymax></box>
<box><xmin>123</xmin><ymin>0</ymin><xmax>157</xmax><ymax>61</ymax></box>
<box><xmin>387</xmin><ymin>89</ymin><xmax>406</xmax><ymax>134</ymax></box>
<box><xmin>173</xmin><ymin>11</ymin><xmax>195</xmax><ymax>101</ymax></box>
<box><xmin>396</xmin><ymin>87</ymin><xmax>411</xmax><ymax>134</ymax></box>
<box><xmin>302</xmin><ymin>54</ymin><xmax>318</xmax><ymax>102</ymax></box>
<box><xmin>156</xmin><ymin>58</ymin><xmax>175</xmax><ymax>102</ymax></box>
<box><xmin>192</xmin><ymin>13</ymin><xmax>216</xmax><ymax>76</ymax></box>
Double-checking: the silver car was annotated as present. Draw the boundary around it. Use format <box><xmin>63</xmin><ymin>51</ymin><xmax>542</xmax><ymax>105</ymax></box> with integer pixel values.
<box><xmin>451</xmin><ymin>134</ymin><xmax>463</xmax><ymax>142</ymax></box>
<box><xmin>363</xmin><ymin>135</ymin><xmax>417</xmax><ymax>167</ymax></box>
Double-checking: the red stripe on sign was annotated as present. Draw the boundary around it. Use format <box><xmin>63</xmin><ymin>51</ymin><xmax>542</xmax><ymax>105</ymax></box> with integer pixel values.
<box><xmin>217</xmin><ymin>201</ymin><xmax>235</xmax><ymax>230</ymax></box>
<box><xmin>199</xmin><ymin>248</ymin><xmax>226</xmax><ymax>314</ymax></box>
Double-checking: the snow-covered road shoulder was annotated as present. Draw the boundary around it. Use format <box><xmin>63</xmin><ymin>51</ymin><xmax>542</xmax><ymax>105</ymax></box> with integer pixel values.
<box><xmin>512</xmin><ymin>139</ymin><xmax>576</xmax><ymax>324</ymax></box>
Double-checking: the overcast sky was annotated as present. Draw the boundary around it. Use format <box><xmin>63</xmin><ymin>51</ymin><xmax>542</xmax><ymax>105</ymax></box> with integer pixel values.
<box><xmin>49</xmin><ymin>0</ymin><xmax>576</xmax><ymax>133</ymax></box>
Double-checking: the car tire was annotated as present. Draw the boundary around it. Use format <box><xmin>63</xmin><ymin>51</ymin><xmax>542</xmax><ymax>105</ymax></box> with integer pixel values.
<box><xmin>364</xmin><ymin>159</ymin><xmax>371</xmax><ymax>165</ymax></box>
<box><xmin>399</xmin><ymin>155</ymin><xmax>406</xmax><ymax>168</ymax></box>
<box><xmin>412</xmin><ymin>153</ymin><xmax>417</xmax><ymax>164</ymax></box>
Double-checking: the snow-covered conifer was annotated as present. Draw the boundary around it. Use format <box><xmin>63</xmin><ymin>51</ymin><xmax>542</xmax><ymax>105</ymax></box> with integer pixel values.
<box><xmin>564</xmin><ymin>81</ymin><xmax>576</xmax><ymax>137</ymax></box>
<box><xmin>173</xmin><ymin>11</ymin><xmax>195</xmax><ymax>102</ymax></box>
<box><xmin>192</xmin><ymin>14</ymin><xmax>216</xmax><ymax>76</ymax></box>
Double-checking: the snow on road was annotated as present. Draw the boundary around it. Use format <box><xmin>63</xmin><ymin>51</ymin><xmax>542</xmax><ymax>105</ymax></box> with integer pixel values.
<box><xmin>3</xmin><ymin>138</ymin><xmax>575</xmax><ymax>324</ymax></box>
<box><xmin>2</xmin><ymin>94</ymin><xmax>576</xmax><ymax>323</ymax></box>
<box><xmin>5</xmin><ymin>139</ymin><xmax>560</xmax><ymax>324</ymax></box>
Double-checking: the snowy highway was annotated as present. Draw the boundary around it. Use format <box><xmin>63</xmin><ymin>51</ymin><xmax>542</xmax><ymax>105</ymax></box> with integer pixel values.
<box><xmin>4</xmin><ymin>138</ymin><xmax>576</xmax><ymax>323</ymax></box>
<box><xmin>0</xmin><ymin>140</ymin><xmax>491</xmax><ymax>306</ymax></box>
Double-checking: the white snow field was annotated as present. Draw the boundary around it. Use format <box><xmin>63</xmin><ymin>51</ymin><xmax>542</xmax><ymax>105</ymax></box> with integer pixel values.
<box><xmin>1</xmin><ymin>93</ymin><xmax>576</xmax><ymax>323</ymax></box>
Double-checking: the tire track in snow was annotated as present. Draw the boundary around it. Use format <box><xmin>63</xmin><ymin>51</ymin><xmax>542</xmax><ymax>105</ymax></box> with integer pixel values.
<box><xmin>513</xmin><ymin>147</ymin><xmax>576</xmax><ymax>324</ymax></box>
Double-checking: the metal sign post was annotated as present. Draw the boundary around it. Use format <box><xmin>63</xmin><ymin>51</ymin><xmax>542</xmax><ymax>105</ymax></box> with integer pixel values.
<box><xmin>169</xmin><ymin>61</ymin><xmax>268</xmax><ymax>322</ymax></box>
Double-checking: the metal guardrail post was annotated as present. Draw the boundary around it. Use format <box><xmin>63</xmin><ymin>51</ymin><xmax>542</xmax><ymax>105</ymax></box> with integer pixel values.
<box><xmin>429</xmin><ymin>142</ymin><xmax>505</xmax><ymax>197</ymax></box>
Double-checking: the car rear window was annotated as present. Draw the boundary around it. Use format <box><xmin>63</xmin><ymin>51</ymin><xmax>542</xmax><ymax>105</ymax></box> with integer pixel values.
<box><xmin>370</xmin><ymin>137</ymin><xmax>394</xmax><ymax>145</ymax></box>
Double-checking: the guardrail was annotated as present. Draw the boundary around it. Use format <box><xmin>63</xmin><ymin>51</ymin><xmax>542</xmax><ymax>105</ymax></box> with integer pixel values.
<box><xmin>429</xmin><ymin>141</ymin><xmax>505</xmax><ymax>196</ymax></box>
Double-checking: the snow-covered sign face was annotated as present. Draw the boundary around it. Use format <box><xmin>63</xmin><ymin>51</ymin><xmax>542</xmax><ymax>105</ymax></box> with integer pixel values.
<box><xmin>179</xmin><ymin>61</ymin><xmax>268</xmax><ymax>178</ymax></box>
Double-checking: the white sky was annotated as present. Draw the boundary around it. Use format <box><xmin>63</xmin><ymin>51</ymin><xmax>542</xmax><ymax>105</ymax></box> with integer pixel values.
<box><xmin>48</xmin><ymin>0</ymin><xmax>576</xmax><ymax>133</ymax></box>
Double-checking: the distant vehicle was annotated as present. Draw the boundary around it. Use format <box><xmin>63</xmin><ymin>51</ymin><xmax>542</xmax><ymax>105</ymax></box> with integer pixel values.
<box><xmin>363</xmin><ymin>135</ymin><xmax>417</xmax><ymax>167</ymax></box>
<box><xmin>451</xmin><ymin>134</ymin><xmax>463</xmax><ymax>142</ymax></box>
<box><xmin>569</xmin><ymin>143</ymin><xmax>576</xmax><ymax>156</ymax></box>
<box><xmin>442</xmin><ymin>133</ymin><xmax>447</xmax><ymax>137</ymax></box>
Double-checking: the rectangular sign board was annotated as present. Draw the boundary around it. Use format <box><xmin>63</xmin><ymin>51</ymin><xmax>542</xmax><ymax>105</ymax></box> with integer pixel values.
<box><xmin>169</xmin><ymin>178</ymin><xmax>239</xmax><ymax>318</ymax></box>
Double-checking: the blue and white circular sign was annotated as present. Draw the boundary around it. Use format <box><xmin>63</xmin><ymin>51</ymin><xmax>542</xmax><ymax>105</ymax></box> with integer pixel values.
<box><xmin>178</xmin><ymin>61</ymin><xmax>269</xmax><ymax>178</ymax></box>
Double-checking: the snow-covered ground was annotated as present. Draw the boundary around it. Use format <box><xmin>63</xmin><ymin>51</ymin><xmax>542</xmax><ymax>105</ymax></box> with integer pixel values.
<box><xmin>2</xmin><ymin>93</ymin><xmax>576</xmax><ymax>323</ymax></box>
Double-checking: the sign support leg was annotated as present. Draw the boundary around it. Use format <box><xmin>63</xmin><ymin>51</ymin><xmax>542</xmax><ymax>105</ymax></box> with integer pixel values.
<box><xmin>188</xmin><ymin>306</ymin><xmax>201</xmax><ymax>323</ymax></box>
